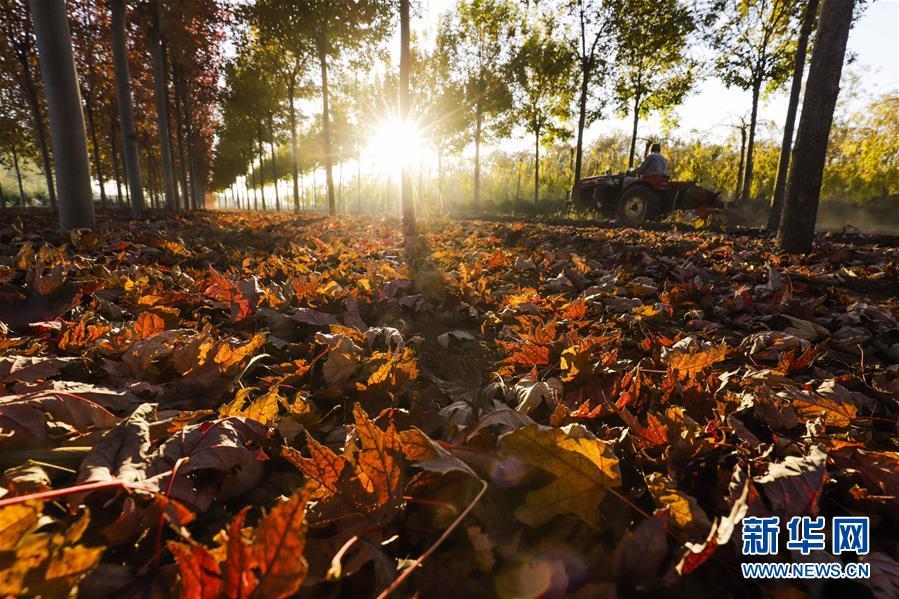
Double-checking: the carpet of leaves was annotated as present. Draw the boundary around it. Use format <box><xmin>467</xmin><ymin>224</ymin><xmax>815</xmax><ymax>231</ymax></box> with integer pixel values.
<box><xmin>0</xmin><ymin>210</ymin><xmax>898</xmax><ymax>598</ymax></box>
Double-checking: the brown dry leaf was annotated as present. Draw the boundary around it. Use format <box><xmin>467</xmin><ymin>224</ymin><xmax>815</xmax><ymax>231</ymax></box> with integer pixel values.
<box><xmin>0</xmin><ymin>501</ymin><xmax>41</xmax><ymax>547</ymax></box>
<box><xmin>352</xmin><ymin>403</ymin><xmax>403</xmax><ymax>508</ymax></box>
<box><xmin>754</xmin><ymin>445</ymin><xmax>827</xmax><ymax>519</ymax></box>
<box><xmin>220</xmin><ymin>387</ymin><xmax>281</xmax><ymax>426</ymax></box>
<box><xmin>169</xmin><ymin>541</ymin><xmax>222</xmax><ymax>599</ymax></box>
<box><xmin>284</xmin><ymin>435</ymin><xmax>348</xmax><ymax>502</ymax></box>
<box><xmin>500</xmin><ymin>423</ymin><xmax>621</xmax><ymax>526</ymax></box>
<box><xmin>250</xmin><ymin>484</ymin><xmax>313</xmax><ymax>598</ymax></box>
<box><xmin>667</xmin><ymin>344</ymin><xmax>727</xmax><ymax>379</ymax></box>
<box><xmin>645</xmin><ymin>473</ymin><xmax>713</xmax><ymax>540</ymax></box>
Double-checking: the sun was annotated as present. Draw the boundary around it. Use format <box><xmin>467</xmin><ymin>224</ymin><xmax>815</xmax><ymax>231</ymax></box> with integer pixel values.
<box><xmin>365</xmin><ymin>117</ymin><xmax>425</xmax><ymax>176</ymax></box>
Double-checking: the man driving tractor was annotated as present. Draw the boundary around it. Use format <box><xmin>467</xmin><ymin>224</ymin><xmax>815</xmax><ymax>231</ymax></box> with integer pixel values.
<box><xmin>632</xmin><ymin>142</ymin><xmax>668</xmax><ymax>177</ymax></box>
<box><xmin>573</xmin><ymin>141</ymin><xmax>722</xmax><ymax>224</ymax></box>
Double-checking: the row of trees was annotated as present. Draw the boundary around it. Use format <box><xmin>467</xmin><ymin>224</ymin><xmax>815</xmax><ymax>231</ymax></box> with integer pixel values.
<box><xmin>0</xmin><ymin>0</ymin><xmax>865</xmax><ymax>253</ymax></box>
<box><xmin>0</xmin><ymin>0</ymin><xmax>225</xmax><ymax>223</ymax></box>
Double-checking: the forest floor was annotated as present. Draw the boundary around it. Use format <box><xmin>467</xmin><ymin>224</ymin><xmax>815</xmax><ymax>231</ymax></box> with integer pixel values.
<box><xmin>0</xmin><ymin>209</ymin><xmax>897</xmax><ymax>598</ymax></box>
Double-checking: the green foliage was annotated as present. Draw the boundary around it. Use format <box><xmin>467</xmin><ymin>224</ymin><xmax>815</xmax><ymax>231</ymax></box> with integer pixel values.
<box><xmin>612</xmin><ymin>0</ymin><xmax>696</xmax><ymax>121</ymax></box>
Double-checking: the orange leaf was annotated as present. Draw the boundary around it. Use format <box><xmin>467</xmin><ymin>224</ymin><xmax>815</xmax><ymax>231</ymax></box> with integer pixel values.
<box><xmin>169</xmin><ymin>542</ymin><xmax>222</xmax><ymax>599</ymax></box>
<box><xmin>352</xmin><ymin>403</ymin><xmax>403</xmax><ymax>508</ymax></box>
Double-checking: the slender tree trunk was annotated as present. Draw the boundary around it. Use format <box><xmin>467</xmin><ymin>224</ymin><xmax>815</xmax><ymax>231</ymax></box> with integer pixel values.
<box><xmin>515</xmin><ymin>156</ymin><xmax>522</xmax><ymax>204</ymax></box>
<box><xmin>16</xmin><ymin>39</ymin><xmax>57</xmax><ymax>209</ymax></box>
<box><xmin>149</xmin><ymin>0</ymin><xmax>177</xmax><ymax>210</ymax></box>
<box><xmin>356</xmin><ymin>152</ymin><xmax>362</xmax><ymax>213</ymax></box>
<box><xmin>437</xmin><ymin>148</ymin><xmax>444</xmax><ymax>214</ymax></box>
<box><xmin>172</xmin><ymin>69</ymin><xmax>190</xmax><ymax>209</ymax></box>
<box><xmin>768</xmin><ymin>0</ymin><xmax>820</xmax><ymax>231</ymax></box>
<box><xmin>179</xmin><ymin>79</ymin><xmax>202</xmax><ymax>210</ymax></box>
<box><xmin>111</xmin><ymin>0</ymin><xmax>144</xmax><ymax>217</ymax></box>
<box><xmin>267</xmin><ymin>111</ymin><xmax>279</xmax><ymax>211</ymax></box>
<box><xmin>736</xmin><ymin>124</ymin><xmax>747</xmax><ymax>200</ymax></box>
<box><xmin>109</xmin><ymin>115</ymin><xmax>124</xmax><ymax>207</ymax></box>
<box><xmin>256</xmin><ymin>123</ymin><xmax>266</xmax><ymax>210</ymax></box>
<box><xmin>250</xmin><ymin>164</ymin><xmax>258</xmax><ymax>210</ymax></box>
<box><xmin>0</xmin><ymin>179</ymin><xmax>5</xmax><ymax>209</ymax></box>
<box><xmin>12</xmin><ymin>145</ymin><xmax>26</xmax><ymax>206</ymax></box>
<box><xmin>30</xmin><ymin>0</ymin><xmax>94</xmax><ymax>230</ymax></box>
<box><xmin>317</xmin><ymin>35</ymin><xmax>336</xmax><ymax>216</ymax></box>
<box><xmin>534</xmin><ymin>128</ymin><xmax>540</xmax><ymax>209</ymax></box>
<box><xmin>741</xmin><ymin>81</ymin><xmax>761</xmax><ymax>204</ymax></box>
<box><xmin>473</xmin><ymin>102</ymin><xmax>482</xmax><ymax>210</ymax></box>
<box><xmin>627</xmin><ymin>94</ymin><xmax>641</xmax><ymax>169</ymax></box>
<box><xmin>400</xmin><ymin>0</ymin><xmax>414</xmax><ymax>236</ymax></box>
<box><xmin>288</xmin><ymin>82</ymin><xmax>300</xmax><ymax>212</ymax></box>
<box><xmin>84</xmin><ymin>102</ymin><xmax>107</xmax><ymax>208</ymax></box>
<box><xmin>777</xmin><ymin>0</ymin><xmax>855</xmax><ymax>253</ymax></box>
<box><xmin>573</xmin><ymin>61</ymin><xmax>589</xmax><ymax>196</ymax></box>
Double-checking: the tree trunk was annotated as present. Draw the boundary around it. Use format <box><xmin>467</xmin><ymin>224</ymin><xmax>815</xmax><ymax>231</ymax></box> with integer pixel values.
<box><xmin>12</xmin><ymin>145</ymin><xmax>26</xmax><ymax>206</ymax></box>
<box><xmin>438</xmin><ymin>148</ymin><xmax>444</xmax><ymax>214</ymax></box>
<box><xmin>84</xmin><ymin>101</ymin><xmax>107</xmax><ymax>207</ymax></box>
<box><xmin>109</xmin><ymin>115</ymin><xmax>124</xmax><ymax>207</ymax></box>
<box><xmin>768</xmin><ymin>0</ymin><xmax>820</xmax><ymax>231</ymax></box>
<box><xmin>515</xmin><ymin>156</ymin><xmax>522</xmax><ymax>204</ymax></box>
<box><xmin>627</xmin><ymin>94</ymin><xmax>640</xmax><ymax>169</ymax></box>
<box><xmin>16</xmin><ymin>35</ymin><xmax>57</xmax><ymax>209</ymax></box>
<box><xmin>736</xmin><ymin>124</ymin><xmax>747</xmax><ymax>200</ymax></box>
<box><xmin>288</xmin><ymin>82</ymin><xmax>300</xmax><ymax>212</ymax></box>
<box><xmin>317</xmin><ymin>35</ymin><xmax>336</xmax><ymax>216</ymax></box>
<box><xmin>534</xmin><ymin>128</ymin><xmax>540</xmax><ymax>209</ymax></box>
<box><xmin>400</xmin><ymin>0</ymin><xmax>414</xmax><ymax>237</ymax></box>
<box><xmin>111</xmin><ymin>0</ymin><xmax>144</xmax><ymax>217</ymax></box>
<box><xmin>250</xmin><ymin>164</ymin><xmax>258</xmax><ymax>210</ymax></box>
<box><xmin>256</xmin><ymin>123</ymin><xmax>266</xmax><ymax>210</ymax></box>
<box><xmin>573</xmin><ymin>61</ymin><xmax>589</xmax><ymax>196</ymax></box>
<box><xmin>267</xmin><ymin>111</ymin><xmax>279</xmax><ymax>211</ymax></box>
<box><xmin>741</xmin><ymin>81</ymin><xmax>761</xmax><ymax>204</ymax></box>
<box><xmin>149</xmin><ymin>0</ymin><xmax>177</xmax><ymax>211</ymax></box>
<box><xmin>0</xmin><ymin>179</ymin><xmax>5</xmax><ymax>209</ymax></box>
<box><xmin>30</xmin><ymin>0</ymin><xmax>94</xmax><ymax>230</ymax></box>
<box><xmin>777</xmin><ymin>0</ymin><xmax>855</xmax><ymax>253</ymax></box>
<box><xmin>172</xmin><ymin>66</ymin><xmax>190</xmax><ymax>209</ymax></box>
<box><xmin>473</xmin><ymin>102</ymin><xmax>482</xmax><ymax>211</ymax></box>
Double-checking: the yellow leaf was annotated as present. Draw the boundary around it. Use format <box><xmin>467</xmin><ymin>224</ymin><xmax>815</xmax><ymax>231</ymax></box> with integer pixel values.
<box><xmin>0</xmin><ymin>501</ymin><xmax>41</xmax><ymax>547</ymax></box>
<box><xmin>501</xmin><ymin>424</ymin><xmax>620</xmax><ymax>527</ymax></box>
<box><xmin>667</xmin><ymin>344</ymin><xmax>727</xmax><ymax>379</ymax></box>
<box><xmin>646</xmin><ymin>473</ymin><xmax>712</xmax><ymax>540</ymax></box>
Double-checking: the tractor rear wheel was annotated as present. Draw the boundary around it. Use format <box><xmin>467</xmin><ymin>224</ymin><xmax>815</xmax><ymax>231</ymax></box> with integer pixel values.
<box><xmin>616</xmin><ymin>185</ymin><xmax>660</xmax><ymax>225</ymax></box>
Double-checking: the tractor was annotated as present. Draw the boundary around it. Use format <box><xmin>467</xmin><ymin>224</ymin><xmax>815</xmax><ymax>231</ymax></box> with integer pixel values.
<box><xmin>573</xmin><ymin>171</ymin><xmax>724</xmax><ymax>225</ymax></box>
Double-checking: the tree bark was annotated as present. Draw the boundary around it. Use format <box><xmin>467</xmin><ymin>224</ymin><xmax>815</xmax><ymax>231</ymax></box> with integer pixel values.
<box><xmin>573</xmin><ymin>60</ymin><xmax>589</xmax><ymax>196</ymax></box>
<box><xmin>15</xmin><ymin>30</ymin><xmax>57</xmax><ymax>210</ymax></box>
<box><xmin>30</xmin><ymin>0</ymin><xmax>94</xmax><ymax>230</ymax></box>
<box><xmin>288</xmin><ymin>81</ymin><xmax>300</xmax><ymax>211</ymax></box>
<box><xmin>317</xmin><ymin>34</ymin><xmax>336</xmax><ymax>216</ymax></box>
<box><xmin>111</xmin><ymin>0</ymin><xmax>144</xmax><ymax>217</ymax></box>
<box><xmin>534</xmin><ymin>128</ymin><xmax>540</xmax><ymax>209</ymax></box>
<box><xmin>473</xmin><ymin>102</ymin><xmax>482</xmax><ymax>210</ymax></box>
<box><xmin>400</xmin><ymin>0</ymin><xmax>414</xmax><ymax>237</ymax></box>
<box><xmin>740</xmin><ymin>81</ymin><xmax>761</xmax><ymax>204</ymax></box>
<box><xmin>12</xmin><ymin>145</ymin><xmax>26</xmax><ymax>206</ymax></box>
<box><xmin>768</xmin><ymin>0</ymin><xmax>820</xmax><ymax>231</ymax></box>
<box><xmin>256</xmin><ymin>123</ymin><xmax>266</xmax><ymax>210</ymax></box>
<box><xmin>777</xmin><ymin>0</ymin><xmax>855</xmax><ymax>253</ymax></box>
<box><xmin>109</xmin><ymin>114</ymin><xmax>124</xmax><ymax>207</ymax></box>
<box><xmin>736</xmin><ymin>124</ymin><xmax>746</xmax><ymax>200</ymax></box>
<box><xmin>171</xmin><ymin>65</ymin><xmax>190</xmax><ymax>209</ymax></box>
<box><xmin>627</xmin><ymin>94</ymin><xmax>640</xmax><ymax>169</ymax></box>
<box><xmin>149</xmin><ymin>0</ymin><xmax>177</xmax><ymax>211</ymax></box>
<box><xmin>267</xmin><ymin>111</ymin><xmax>279</xmax><ymax>211</ymax></box>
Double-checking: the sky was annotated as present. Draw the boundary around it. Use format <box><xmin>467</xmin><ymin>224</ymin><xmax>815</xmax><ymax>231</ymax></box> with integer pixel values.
<box><xmin>410</xmin><ymin>0</ymin><xmax>899</xmax><ymax>148</ymax></box>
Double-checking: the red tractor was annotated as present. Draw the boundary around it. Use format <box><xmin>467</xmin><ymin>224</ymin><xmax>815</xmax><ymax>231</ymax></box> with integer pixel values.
<box><xmin>573</xmin><ymin>172</ymin><xmax>724</xmax><ymax>225</ymax></box>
